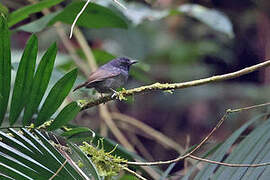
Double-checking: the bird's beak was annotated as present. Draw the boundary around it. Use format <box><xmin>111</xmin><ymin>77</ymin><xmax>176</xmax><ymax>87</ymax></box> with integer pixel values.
<box><xmin>130</xmin><ymin>59</ymin><xmax>138</xmax><ymax>65</ymax></box>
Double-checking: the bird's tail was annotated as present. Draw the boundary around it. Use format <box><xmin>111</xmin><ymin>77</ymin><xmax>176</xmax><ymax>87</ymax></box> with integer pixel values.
<box><xmin>73</xmin><ymin>82</ymin><xmax>88</xmax><ymax>92</ymax></box>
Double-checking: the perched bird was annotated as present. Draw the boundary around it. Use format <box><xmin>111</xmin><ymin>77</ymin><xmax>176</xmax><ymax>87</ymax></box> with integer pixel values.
<box><xmin>73</xmin><ymin>57</ymin><xmax>138</xmax><ymax>96</ymax></box>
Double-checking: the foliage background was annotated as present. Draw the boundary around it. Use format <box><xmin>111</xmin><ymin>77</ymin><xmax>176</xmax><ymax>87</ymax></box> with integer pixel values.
<box><xmin>2</xmin><ymin>0</ymin><xmax>270</xmax><ymax>179</ymax></box>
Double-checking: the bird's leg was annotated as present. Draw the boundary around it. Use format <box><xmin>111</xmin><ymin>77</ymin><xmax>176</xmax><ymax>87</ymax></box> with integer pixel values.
<box><xmin>100</xmin><ymin>93</ymin><xmax>106</xmax><ymax>104</ymax></box>
<box><xmin>110</xmin><ymin>88</ymin><xmax>119</xmax><ymax>99</ymax></box>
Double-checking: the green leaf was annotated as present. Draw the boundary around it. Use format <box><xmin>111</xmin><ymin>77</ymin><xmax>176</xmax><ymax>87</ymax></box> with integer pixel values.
<box><xmin>0</xmin><ymin>130</ymin><xmax>48</xmax><ymax>179</ymax></box>
<box><xmin>0</xmin><ymin>128</ymin><xmax>85</xmax><ymax>179</ymax></box>
<box><xmin>0</xmin><ymin>154</ymin><xmax>40</xmax><ymax>180</ymax></box>
<box><xmin>178</xmin><ymin>4</ymin><xmax>234</xmax><ymax>38</ymax></box>
<box><xmin>23</xmin><ymin>43</ymin><xmax>57</xmax><ymax>126</ymax></box>
<box><xmin>0</xmin><ymin>163</ymin><xmax>31</xmax><ymax>180</ymax></box>
<box><xmin>68</xmin><ymin>142</ymin><xmax>101</xmax><ymax>180</ymax></box>
<box><xmin>33</xmin><ymin>129</ymin><xmax>85</xmax><ymax>179</ymax></box>
<box><xmin>61</xmin><ymin>127</ymin><xmax>96</xmax><ymax>142</ymax></box>
<box><xmin>8</xmin><ymin>0</ymin><xmax>64</xmax><ymax>27</ymax></box>
<box><xmin>16</xmin><ymin>12</ymin><xmax>60</xmax><ymax>33</ymax></box>
<box><xmin>0</xmin><ymin>3</ymin><xmax>8</xmax><ymax>18</ymax></box>
<box><xmin>213</xmin><ymin>117</ymin><xmax>270</xmax><ymax>179</ymax></box>
<box><xmin>92</xmin><ymin>49</ymin><xmax>115</xmax><ymax>65</ymax></box>
<box><xmin>48</xmin><ymin>101</ymin><xmax>81</xmax><ymax>131</ymax></box>
<box><xmin>35</xmin><ymin>69</ymin><xmax>77</xmax><ymax>127</ymax></box>
<box><xmin>9</xmin><ymin>35</ymin><xmax>38</xmax><ymax>125</ymax></box>
<box><xmin>159</xmin><ymin>163</ymin><xmax>175</xmax><ymax>180</ymax></box>
<box><xmin>193</xmin><ymin>114</ymin><xmax>264</xmax><ymax>180</ymax></box>
<box><xmin>0</xmin><ymin>16</ymin><xmax>11</xmax><ymax>125</ymax></box>
<box><xmin>119</xmin><ymin>174</ymin><xmax>139</xmax><ymax>180</ymax></box>
<box><xmin>49</xmin><ymin>2</ymin><xmax>128</xmax><ymax>29</ymax></box>
<box><xmin>0</xmin><ymin>138</ymin><xmax>54</xmax><ymax>179</ymax></box>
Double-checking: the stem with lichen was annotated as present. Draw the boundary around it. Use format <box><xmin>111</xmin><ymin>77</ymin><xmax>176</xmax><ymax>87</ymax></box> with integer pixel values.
<box><xmin>80</xmin><ymin>59</ymin><xmax>270</xmax><ymax>110</ymax></box>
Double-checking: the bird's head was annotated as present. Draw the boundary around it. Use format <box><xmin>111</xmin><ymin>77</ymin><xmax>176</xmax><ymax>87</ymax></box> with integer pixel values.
<box><xmin>110</xmin><ymin>57</ymin><xmax>138</xmax><ymax>71</ymax></box>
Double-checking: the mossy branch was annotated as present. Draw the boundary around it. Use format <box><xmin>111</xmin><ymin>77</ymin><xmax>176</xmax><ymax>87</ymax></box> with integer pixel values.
<box><xmin>80</xmin><ymin>59</ymin><xmax>270</xmax><ymax>111</ymax></box>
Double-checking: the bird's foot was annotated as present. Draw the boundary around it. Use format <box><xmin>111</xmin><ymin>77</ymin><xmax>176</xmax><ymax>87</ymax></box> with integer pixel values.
<box><xmin>110</xmin><ymin>88</ymin><xmax>126</xmax><ymax>100</ymax></box>
<box><xmin>111</xmin><ymin>91</ymin><xmax>119</xmax><ymax>99</ymax></box>
<box><xmin>111</xmin><ymin>88</ymin><xmax>120</xmax><ymax>99</ymax></box>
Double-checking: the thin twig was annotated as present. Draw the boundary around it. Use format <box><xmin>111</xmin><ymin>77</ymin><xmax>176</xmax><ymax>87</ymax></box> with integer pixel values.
<box><xmin>189</xmin><ymin>155</ymin><xmax>270</xmax><ymax>167</ymax></box>
<box><xmin>123</xmin><ymin>167</ymin><xmax>148</xmax><ymax>180</ymax></box>
<box><xmin>49</xmin><ymin>160</ymin><xmax>68</xmax><ymax>180</ymax></box>
<box><xmin>126</xmin><ymin>102</ymin><xmax>270</xmax><ymax>166</ymax></box>
<box><xmin>184</xmin><ymin>135</ymin><xmax>190</xmax><ymax>174</ymax></box>
<box><xmin>112</xmin><ymin>0</ymin><xmax>127</xmax><ymax>9</ymax></box>
<box><xmin>70</xmin><ymin>0</ymin><xmax>91</xmax><ymax>39</ymax></box>
<box><xmin>126</xmin><ymin>113</ymin><xmax>229</xmax><ymax>166</ymax></box>
<box><xmin>227</xmin><ymin>102</ymin><xmax>270</xmax><ymax>113</ymax></box>
<box><xmin>59</xmin><ymin>149</ymin><xmax>90</xmax><ymax>180</ymax></box>
<box><xmin>81</xmin><ymin>59</ymin><xmax>270</xmax><ymax>110</ymax></box>
<box><xmin>27</xmin><ymin>0</ymin><xmax>90</xmax><ymax>76</ymax></box>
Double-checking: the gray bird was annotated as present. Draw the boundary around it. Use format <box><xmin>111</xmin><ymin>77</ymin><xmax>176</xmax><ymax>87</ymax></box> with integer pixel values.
<box><xmin>73</xmin><ymin>57</ymin><xmax>138</xmax><ymax>95</ymax></box>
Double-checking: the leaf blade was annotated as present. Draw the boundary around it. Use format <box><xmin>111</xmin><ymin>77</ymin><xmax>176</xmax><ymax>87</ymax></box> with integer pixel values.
<box><xmin>178</xmin><ymin>4</ymin><xmax>234</xmax><ymax>38</ymax></box>
<box><xmin>47</xmin><ymin>101</ymin><xmax>81</xmax><ymax>131</ymax></box>
<box><xmin>0</xmin><ymin>16</ymin><xmax>11</xmax><ymax>125</ymax></box>
<box><xmin>9</xmin><ymin>34</ymin><xmax>38</xmax><ymax>125</ymax></box>
<box><xmin>61</xmin><ymin>127</ymin><xmax>95</xmax><ymax>142</ymax></box>
<box><xmin>33</xmin><ymin>129</ymin><xmax>84</xmax><ymax>179</ymax></box>
<box><xmin>16</xmin><ymin>12</ymin><xmax>60</xmax><ymax>33</ymax></box>
<box><xmin>49</xmin><ymin>2</ymin><xmax>128</xmax><ymax>29</ymax></box>
<box><xmin>68</xmin><ymin>142</ymin><xmax>101</xmax><ymax>180</ymax></box>
<box><xmin>23</xmin><ymin>42</ymin><xmax>57</xmax><ymax>126</ymax></box>
<box><xmin>8</xmin><ymin>0</ymin><xmax>64</xmax><ymax>27</ymax></box>
<box><xmin>194</xmin><ymin>114</ymin><xmax>263</xmax><ymax>179</ymax></box>
<box><xmin>214</xmin><ymin>117</ymin><xmax>270</xmax><ymax>179</ymax></box>
<box><xmin>34</xmin><ymin>69</ymin><xmax>77</xmax><ymax>127</ymax></box>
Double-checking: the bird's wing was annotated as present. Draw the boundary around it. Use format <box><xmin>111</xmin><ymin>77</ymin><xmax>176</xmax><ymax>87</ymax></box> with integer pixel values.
<box><xmin>73</xmin><ymin>68</ymin><xmax>121</xmax><ymax>92</ymax></box>
<box><xmin>86</xmin><ymin>68</ymin><xmax>121</xmax><ymax>85</ymax></box>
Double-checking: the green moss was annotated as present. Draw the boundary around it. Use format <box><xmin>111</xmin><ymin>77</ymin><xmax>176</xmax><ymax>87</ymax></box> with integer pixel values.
<box><xmin>80</xmin><ymin>139</ymin><xmax>127</xmax><ymax>177</ymax></box>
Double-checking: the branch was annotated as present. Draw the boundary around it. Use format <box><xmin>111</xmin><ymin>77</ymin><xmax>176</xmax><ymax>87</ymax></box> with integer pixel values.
<box><xmin>123</xmin><ymin>167</ymin><xmax>147</xmax><ymax>180</ymax></box>
<box><xmin>81</xmin><ymin>59</ymin><xmax>270</xmax><ymax>110</ymax></box>
<box><xmin>49</xmin><ymin>160</ymin><xmax>68</xmax><ymax>180</ymax></box>
<box><xmin>126</xmin><ymin>112</ymin><xmax>229</xmax><ymax>166</ymax></box>
<box><xmin>69</xmin><ymin>0</ymin><xmax>126</xmax><ymax>39</ymax></box>
<box><xmin>27</xmin><ymin>0</ymin><xmax>90</xmax><ymax>76</ymax></box>
<box><xmin>189</xmin><ymin>155</ymin><xmax>270</xmax><ymax>167</ymax></box>
<box><xmin>126</xmin><ymin>102</ymin><xmax>270</xmax><ymax>166</ymax></box>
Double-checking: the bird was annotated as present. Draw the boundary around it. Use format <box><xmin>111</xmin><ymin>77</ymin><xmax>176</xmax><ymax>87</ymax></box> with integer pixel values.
<box><xmin>73</xmin><ymin>57</ymin><xmax>138</xmax><ymax>96</ymax></box>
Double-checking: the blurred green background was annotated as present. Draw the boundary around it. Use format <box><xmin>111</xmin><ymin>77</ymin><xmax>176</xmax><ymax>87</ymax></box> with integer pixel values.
<box><xmin>3</xmin><ymin>0</ymin><xmax>270</xmax><ymax>176</ymax></box>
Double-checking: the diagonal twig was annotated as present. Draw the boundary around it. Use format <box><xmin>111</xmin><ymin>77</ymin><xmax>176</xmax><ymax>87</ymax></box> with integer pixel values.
<box><xmin>69</xmin><ymin>0</ymin><xmax>91</xmax><ymax>39</ymax></box>
<box><xmin>126</xmin><ymin>102</ymin><xmax>270</xmax><ymax>166</ymax></box>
